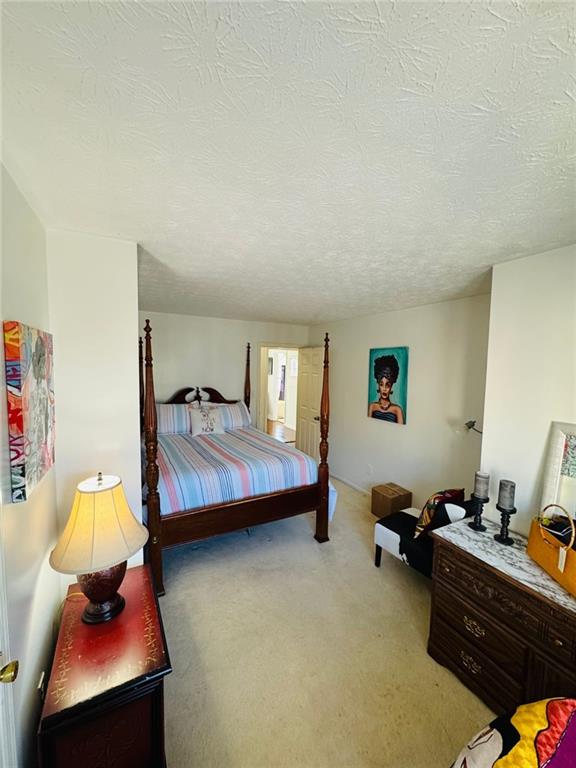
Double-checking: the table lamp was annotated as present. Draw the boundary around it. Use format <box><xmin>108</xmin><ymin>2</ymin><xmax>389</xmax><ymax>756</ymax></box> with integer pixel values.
<box><xmin>50</xmin><ymin>473</ymin><xmax>149</xmax><ymax>624</ymax></box>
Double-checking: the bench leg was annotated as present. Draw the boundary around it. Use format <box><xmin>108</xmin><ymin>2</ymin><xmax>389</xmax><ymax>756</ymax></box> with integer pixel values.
<box><xmin>374</xmin><ymin>544</ymin><xmax>382</xmax><ymax>568</ymax></box>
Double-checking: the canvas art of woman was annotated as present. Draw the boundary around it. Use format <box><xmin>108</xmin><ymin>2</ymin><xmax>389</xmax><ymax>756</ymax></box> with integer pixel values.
<box><xmin>368</xmin><ymin>353</ymin><xmax>405</xmax><ymax>424</ymax></box>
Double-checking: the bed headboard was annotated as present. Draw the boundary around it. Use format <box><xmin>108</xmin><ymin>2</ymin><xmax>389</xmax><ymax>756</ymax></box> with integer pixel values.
<box><xmin>165</xmin><ymin>387</ymin><xmax>239</xmax><ymax>405</ymax></box>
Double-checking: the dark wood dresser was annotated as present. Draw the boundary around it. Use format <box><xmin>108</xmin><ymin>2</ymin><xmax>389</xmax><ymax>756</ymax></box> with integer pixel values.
<box><xmin>38</xmin><ymin>565</ymin><xmax>172</xmax><ymax>768</ymax></box>
<box><xmin>428</xmin><ymin>519</ymin><xmax>576</xmax><ymax>715</ymax></box>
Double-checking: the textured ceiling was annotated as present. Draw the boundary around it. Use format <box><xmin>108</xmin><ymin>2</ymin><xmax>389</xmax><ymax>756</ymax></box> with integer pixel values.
<box><xmin>3</xmin><ymin>2</ymin><xmax>575</xmax><ymax>324</ymax></box>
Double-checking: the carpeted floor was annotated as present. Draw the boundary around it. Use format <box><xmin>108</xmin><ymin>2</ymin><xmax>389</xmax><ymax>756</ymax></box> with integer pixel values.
<box><xmin>160</xmin><ymin>479</ymin><xmax>492</xmax><ymax>768</ymax></box>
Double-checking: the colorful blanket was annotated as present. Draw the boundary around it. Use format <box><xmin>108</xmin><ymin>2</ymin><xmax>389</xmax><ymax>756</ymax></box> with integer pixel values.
<box><xmin>452</xmin><ymin>698</ymin><xmax>576</xmax><ymax>767</ymax></box>
<box><xmin>155</xmin><ymin>427</ymin><xmax>319</xmax><ymax>516</ymax></box>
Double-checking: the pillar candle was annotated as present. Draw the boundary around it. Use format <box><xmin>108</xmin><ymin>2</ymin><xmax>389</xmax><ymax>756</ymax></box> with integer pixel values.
<box><xmin>474</xmin><ymin>471</ymin><xmax>490</xmax><ymax>499</ymax></box>
<box><xmin>498</xmin><ymin>479</ymin><xmax>516</xmax><ymax>510</ymax></box>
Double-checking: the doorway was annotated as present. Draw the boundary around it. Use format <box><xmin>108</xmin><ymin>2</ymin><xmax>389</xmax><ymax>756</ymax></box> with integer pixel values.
<box><xmin>265</xmin><ymin>348</ymin><xmax>299</xmax><ymax>443</ymax></box>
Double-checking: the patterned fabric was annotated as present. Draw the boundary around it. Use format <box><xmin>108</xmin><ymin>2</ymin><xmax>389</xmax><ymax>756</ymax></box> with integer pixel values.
<box><xmin>191</xmin><ymin>401</ymin><xmax>252</xmax><ymax>430</ymax></box>
<box><xmin>156</xmin><ymin>403</ymin><xmax>193</xmax><ymax>434</ymax></box>
<box><xmin>218</xmin><ymin>401</ymin><xmax>251</xmax><ymax>430</ymax></box>
<box><xmin>372</xmin><ymin>410</ymin><xmax>398</xmax><ymax>423</ymax></box>
<box><xmin>414</xmin><ymin>488</ymin><xmax>465</xmax><ymax>538</ymax></box>
<box><xmin>190</xmin><ymin>406</ymin><xmax>224</xmax><ymax>436</ymax></box>
<box><xmin>451</xmin><ymin>698</ymin><xmax>576</xmax><ymax>768</ymax></box>
<box><xmin>155</xmin><ymin>426</ymin><xmax>318</xmax><ymax>515</ymax></box>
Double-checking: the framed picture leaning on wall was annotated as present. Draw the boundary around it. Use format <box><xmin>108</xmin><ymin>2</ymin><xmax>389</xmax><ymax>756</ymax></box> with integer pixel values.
<box><xmin>367</xmin><ymin>346</ymin><xmax>408</xmax><ymax>425</ymax></box>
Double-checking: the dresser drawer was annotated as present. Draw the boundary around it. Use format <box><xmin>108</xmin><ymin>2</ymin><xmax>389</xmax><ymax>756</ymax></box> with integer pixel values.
<box><xmin>429</xmin><ymin>615</ymin><xmax>524</xmax><ymax>714</ymax></box>
<box><xmin>434</xmin><ymin>584</ymin><xmax>526</xmax><ymax>681</ymax></box>
<box><xmin>435</xmin><ymin>546</ymin><xmax>565</xmax><ymax>655</ymax></box>
<box><xmin>542</xmin><ymin>624</ymin><xmax>576</xmax><ymax>668</ymax></box>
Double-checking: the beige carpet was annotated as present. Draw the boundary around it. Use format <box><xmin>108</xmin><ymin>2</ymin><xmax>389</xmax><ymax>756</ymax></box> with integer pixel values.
<box><xmin>160</xmin><ymin>480</ymin><xmax>492</xmax><ymax>768</ymax></box>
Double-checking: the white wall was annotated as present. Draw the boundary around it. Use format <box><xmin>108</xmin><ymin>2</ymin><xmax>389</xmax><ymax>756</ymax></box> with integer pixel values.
<box><xmin>139</xmin><ymin>311</ymin><xmax>309</xmax><ymax>418</ymax></box>
<box><xmin>481</xmin><ymin>245</ymin><xmax>576</xmax><ymax>534</ymax></box>
<box><xmin>309</xmin><ymin>295</ymin><xmax>490</xmax><ymax>507</ymax></box>
<box><xmin>1</xmin><ymin>167</ymin><xmax>61</xmax><ymax>768</ymax></box>
<box><xmin>48</xmin><ymin>230</ymin><xmax>142</xmax><ymax>532</ymax></box>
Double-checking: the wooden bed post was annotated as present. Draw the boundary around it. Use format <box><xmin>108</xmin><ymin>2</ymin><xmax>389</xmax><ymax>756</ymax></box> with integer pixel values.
<box><xmin>139</xmin><ymin>336</ymin><xmax>144</xmax><ymax>430</ymax></box>
<box><xmin>315</xmin><ymin>333</ymin><xmax>330</xmax><ymax>543</ymax></box>
<box><xmin>143</xmin><ymin>320</ymin><xmax>164</xmax><ymax>595</ymax></box>
<box><xmin>244</xmin><ymin>342</ymin><xmax>251</xmax><ymax>410</ymax></box>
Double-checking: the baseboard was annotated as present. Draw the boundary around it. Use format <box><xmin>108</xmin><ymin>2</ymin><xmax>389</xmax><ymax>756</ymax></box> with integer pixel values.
<box><xmin>330</xmin><ymin>474</ymin><xmax>370</xmax><ymax>496</ymax></box>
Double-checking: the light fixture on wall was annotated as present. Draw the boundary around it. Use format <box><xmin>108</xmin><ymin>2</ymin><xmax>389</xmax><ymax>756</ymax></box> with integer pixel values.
<box><xmin>465</xmin><ymin>420</ymin><xmax>483</xmax><ymax>435</ymax></box>
<box><xmin>50</xmin><ymin>473</ymin><xmax>148</xmax><ymax>624</ymax></box>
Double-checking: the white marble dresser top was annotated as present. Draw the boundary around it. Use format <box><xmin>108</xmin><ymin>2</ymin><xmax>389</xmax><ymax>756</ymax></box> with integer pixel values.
<box><xmin>434</xmin><ymin>518</ymin><xmax>576</xmax><ymax>616</ymax></box>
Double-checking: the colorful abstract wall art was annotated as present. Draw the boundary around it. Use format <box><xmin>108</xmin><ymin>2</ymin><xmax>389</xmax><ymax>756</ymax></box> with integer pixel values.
<box><xmin>3</xmin><ymin>321</ymin><xmax>55</xmax><ymax>502</ymax></box>
<box><xmin>367</xmin><ymin>346</ymin><xmax>409</xmax><ymax>425</ymax></box>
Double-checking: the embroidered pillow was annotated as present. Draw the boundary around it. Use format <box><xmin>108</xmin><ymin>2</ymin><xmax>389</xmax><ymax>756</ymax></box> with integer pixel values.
<box><xmin>190</xmin><ymin>406</ymin><xmax>225</xmax><ymax>436</ymax></box>
<box><xmin>189</xmin><ymin>401</ymin><xmax>251</xmax><ymax>430</ymax></box>
<box><xmin>414</xmin><ymin>488</ymin><xmax>465</xmax><ymax>538</ymax></box>
<box><xmin>156</xmin><ymin>404</ymin><xmax>192</xmax><ymax>434</ymax></box>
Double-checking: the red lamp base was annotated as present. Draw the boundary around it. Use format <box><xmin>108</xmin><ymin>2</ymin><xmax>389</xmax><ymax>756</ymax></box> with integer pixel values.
<box><xmin>77</xmin><ymin>561</ymin><xmax>127</xmax><ymax>624</ymax></box>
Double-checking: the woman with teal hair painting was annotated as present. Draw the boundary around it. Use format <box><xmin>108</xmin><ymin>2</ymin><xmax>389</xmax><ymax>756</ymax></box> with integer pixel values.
<box><xmin>367</xmin><ymin>354</ymin><xmax>405</xmax><ymax>424</ymax></box>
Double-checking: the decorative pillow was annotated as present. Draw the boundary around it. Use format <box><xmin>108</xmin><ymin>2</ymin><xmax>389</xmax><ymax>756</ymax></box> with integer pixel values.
<box><xmin>218</xmin><ymin>402</ymin><xmax>251</xmax><ymax>430</ymax></box>
<box><xmin>414</xmin><ymin>488</ymin><xmax>465</xmax><ymax>538</ymax></box>
<box><xmin>156</xmin><ymin>404</ymin><xmax>192</xmax><ymax>434</ymax></box>
<box><xmin>451</xmin><ymin>698</ymin><xmax>576</xmax><ymax>768</ymax></box>
<box><xmin>189</xmin><ymin>401</ymin><xmax>251</xmax><ymax>430</ymax></box>
<box><xmin>190</xmin><ymin>406</ymin><xmax>225</xmax><ymax>436</ymax></box>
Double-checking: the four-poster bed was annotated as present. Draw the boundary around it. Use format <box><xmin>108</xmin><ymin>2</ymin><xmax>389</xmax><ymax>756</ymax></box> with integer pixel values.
<box><xmin>141</xmin><ymin>320</ymin><xmax>330</xmax><ymax>595</ymax></box>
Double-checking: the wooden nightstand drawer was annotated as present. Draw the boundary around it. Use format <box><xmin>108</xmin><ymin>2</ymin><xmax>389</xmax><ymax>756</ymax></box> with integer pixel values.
<box><xmin>434</xmin><ymin>585</ymin><xmax>526</xmax><ymax>681</ymax></box>
<box><xmin>429</xmin><ymin>615</ymin><xmax>523</xmax><ymax>714</ymax></box>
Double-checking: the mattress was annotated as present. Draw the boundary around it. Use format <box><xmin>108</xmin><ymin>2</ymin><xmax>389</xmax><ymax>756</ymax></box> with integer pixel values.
<box><xmin>154</xmin><ymin>426</ymin><xmax>319</xmax><ymax>516</ymax></box>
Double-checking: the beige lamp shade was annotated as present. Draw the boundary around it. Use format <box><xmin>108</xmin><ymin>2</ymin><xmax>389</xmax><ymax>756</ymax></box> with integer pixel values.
<box><xmin>50</xmin><ymin>474</ymin><xmax>149</xmax><ymax>575</ymax></box>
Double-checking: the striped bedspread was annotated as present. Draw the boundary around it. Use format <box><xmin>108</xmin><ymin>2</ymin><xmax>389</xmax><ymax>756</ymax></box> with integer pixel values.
<box><xmin>155</xmin><ymin>427</ymin><xmax>318</xmax><ymax>516</ymax></box>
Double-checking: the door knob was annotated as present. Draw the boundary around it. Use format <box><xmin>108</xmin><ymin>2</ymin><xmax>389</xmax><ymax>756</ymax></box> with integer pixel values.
<box><xmin>0</xmin><ymin>660</ymin><xmax>19</xmax><ymax>684</ymax></box>
<box><xmin>313</xmin><ymin>416</ymin><xmax>320</xmax><ymax>422</ymax></box>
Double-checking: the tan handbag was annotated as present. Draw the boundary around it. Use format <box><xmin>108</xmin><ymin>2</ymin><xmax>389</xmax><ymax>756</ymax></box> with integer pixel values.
<box><xmin>527</xmin><ymin>504</ymin><xmax>576</xmax><ymax>597</ymax></box>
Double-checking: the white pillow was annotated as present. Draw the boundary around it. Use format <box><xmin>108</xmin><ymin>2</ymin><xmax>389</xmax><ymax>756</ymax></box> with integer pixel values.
<box><xmin>188</xmin><ymin>401</ymin><xmax>251</xmax><ymax>430</ymax></box>
<box><xmin>190</xmin><ymin>406</ymin><xmax>225</xmax><ymax>436</ymax></box>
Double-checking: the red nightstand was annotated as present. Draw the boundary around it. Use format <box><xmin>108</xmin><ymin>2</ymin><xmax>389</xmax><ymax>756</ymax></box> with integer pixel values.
<box><xmin>38</xmin><ymin>565</ymin><xmax>171</xmax><ymax>768</ymax></box>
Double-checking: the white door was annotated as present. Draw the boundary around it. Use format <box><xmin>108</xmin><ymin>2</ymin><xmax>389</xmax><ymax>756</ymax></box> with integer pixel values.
<box><xmin>295</xmin><ymin>347</ymin><xmax>323</xmax><ymax>461</ymax></box>
<box><xmin>0</xmin><ymin>514</ymin><xmax>18</xmax><ymax>768</ymax></box>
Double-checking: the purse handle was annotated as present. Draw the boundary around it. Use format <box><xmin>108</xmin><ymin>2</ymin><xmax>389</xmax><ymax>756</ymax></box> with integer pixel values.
<box><xmin>538</xmin><ymin>503</ymin><xmax>576</xmax><ymax>551</ymax></box>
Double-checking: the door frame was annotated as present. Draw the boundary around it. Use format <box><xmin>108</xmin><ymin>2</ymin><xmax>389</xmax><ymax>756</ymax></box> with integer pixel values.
<box><xmin>0</xmin><ymin>286</ymin><xmax>19</xmax><ymax>765</ymax></box>
<box><xmin>0</xmin><ymin>517</ymin><xmax>17</xmax><ymax>768</ymax></box>
<box><xmin>256</xmin><ymin>343</ymin><xmax>301</xmax><ymax>434</ymax></box>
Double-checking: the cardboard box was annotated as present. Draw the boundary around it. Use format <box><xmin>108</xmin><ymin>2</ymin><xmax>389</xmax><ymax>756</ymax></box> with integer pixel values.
<box><xmin>371</xmin><ymin>483</ymin><xmax>413</xmax><ymax>518</ymax></box>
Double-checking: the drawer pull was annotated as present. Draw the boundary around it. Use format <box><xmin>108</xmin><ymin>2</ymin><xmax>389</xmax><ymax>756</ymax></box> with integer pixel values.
<box><xmin>553</xmin><ymin>638</ymin><xmax>565</xmax><ymax>648</ymax></box>
<box><xmin>460</xmin><ymin>650</ymin><xmax>482</xmax><ymax>676</ymax></box>
<box><xmin>463</xmin><ymin>615</ymin><xmax>486</xmax><ymax>639</ymax></box>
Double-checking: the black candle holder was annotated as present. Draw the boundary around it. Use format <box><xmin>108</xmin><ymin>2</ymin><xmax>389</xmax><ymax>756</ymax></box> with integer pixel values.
<box><xmin>468</xmin><ymin>493</ymin><xmax>488</xmax><ymax>531</ymax></box>
<box><xmin>494</xmin><ymin>504</ymin><xmax>516</xmax><ymax>545</ymax></box>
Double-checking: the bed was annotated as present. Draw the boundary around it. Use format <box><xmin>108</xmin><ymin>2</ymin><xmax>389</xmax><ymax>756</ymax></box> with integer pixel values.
<box><xmin>140</xmin><ymin>320</ymin><xmax>331</xmax><ymax>595</ymax></box>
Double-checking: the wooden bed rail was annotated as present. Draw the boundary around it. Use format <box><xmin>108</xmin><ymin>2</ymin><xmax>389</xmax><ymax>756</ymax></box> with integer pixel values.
<box><xmin>143</xmin><ymin>320</ymin><xmax>164</xmax><ymax>595</ymax></box>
